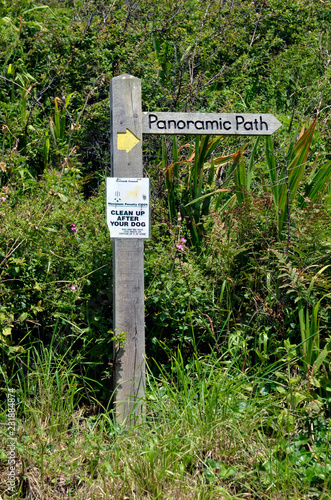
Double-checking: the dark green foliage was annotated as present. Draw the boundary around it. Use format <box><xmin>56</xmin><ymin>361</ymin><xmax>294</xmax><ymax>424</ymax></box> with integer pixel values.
<box><xmin>0</xmin><ymin>172</ymin><xmax>112</xmax><ymax>370</ymax></box>
<box><xmin>0</xmin><ymin>0</ymin><xmax>331</xmax><ymax>423</ymax></box>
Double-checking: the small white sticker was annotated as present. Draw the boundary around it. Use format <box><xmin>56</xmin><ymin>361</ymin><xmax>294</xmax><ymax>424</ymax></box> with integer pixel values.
<box><xmin>106</xmin><ymin>178</ymin><xmax>150</xmax><ymax>239</ymax></box>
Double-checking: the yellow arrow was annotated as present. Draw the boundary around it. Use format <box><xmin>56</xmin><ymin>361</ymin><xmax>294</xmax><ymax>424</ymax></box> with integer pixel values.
<box><xmin>117</xmin><ymin>129</ymin><xmax>140</xmax><ymax>153</ymax></box>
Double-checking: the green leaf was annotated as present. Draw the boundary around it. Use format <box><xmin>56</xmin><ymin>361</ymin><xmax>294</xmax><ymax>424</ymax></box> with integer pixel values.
<box><xmin>40</xmin><ymin>226</ymin><xmax>57</xmax><ymax>232</ymax></box>
<box><xmin>57</xmin><ymin>193</ymin><xmax>68</xmax><ymax>203</ymax></box>
<box><xmin>18</xmin><ymin>312</ymin><xmax>28</xmax><ymax>322</ymax></box>
<box><xmin>313</xmin><ymin>347</ymin><xmax>329</xmax><ymax>374</ymax></box>
<box><xmin>184</xmin><ymin>188</ymin><xmax>230</xmax><ymax>207</ymax></box>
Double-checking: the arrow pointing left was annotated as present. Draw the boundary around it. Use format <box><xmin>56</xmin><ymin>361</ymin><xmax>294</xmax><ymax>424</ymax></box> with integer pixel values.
<box><xmin>117</xmin><ymin>129</ymin><xmax>140</xmax><ymax>153</ymax></box>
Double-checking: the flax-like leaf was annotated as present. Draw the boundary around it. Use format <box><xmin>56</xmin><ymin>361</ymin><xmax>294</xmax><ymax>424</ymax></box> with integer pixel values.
<box><xmin>204</xmin><ymin>135</ymin><xmax>223</xmax><ymax>159</ymax></box>
<box><xmin>313</xmin><ymin>347</ymin><xmax>329</xmax><ymax>375</ymax></box>
<box><xmin>184</xmin><ymin>188</ymin><xmax>230</xmax><ymax>207</ymax></box>
<box><xmin>265</xmin><ymin>136</ymin><xmax>279</xmax><ymax>206</ymax></box>
<box><xmin>247</xmin><ymin>138</ymin><xmax>259</xmax><ymax>192</ymax></box>
<box><xmin>65</xmin><ymin>92</ymin><xmax>75</xmax><ymax>109</ymax></box>
<box><xmin>232</xmin><ymin>149</ymin><xmax>247</xmax><ymax>204</ymax></box>
<box><xmin>206</xmin><ymin>156</ymin><xmax>215</xmax><ymax>186</ymax></box>
<box><xmin>303</xmin><ymin>160</ymin><xmax>331</xmax><ymax>203</ymax></box>
<box><xmin>49</xmin><ymin>118</ymin><xmax>56</xmax><ymax>145</ymax></box>
<box><xmin>163</xmin><ymin>138</ymin><xmax>175</xmax><ymax>223</ymax></box>
<box><xmin>306</xmin><ymin>307</ymin><xmax>312</xmax><ymax>365</ymax></box>
<box><xmin>172</xmin><ymin>137</ymin><xmax>179</xmax><ymax>180</ymax></box>
<box><xmin>215</xmin><ymin>192</ymin><xmax>236</xmax><ymax>211</ymax></box>
<box><xmin>54</xmin><ymin>98</ymin><xmax>61</xmax><ymax>140</ymax></box>
<box><xmin>287</xmin><ymin>121</ymin><xmax>317</xmax><ymax>200</ymax></box>
<box><xmin>298</xmin><ymin>301</ymin><xmax>306</xmax><ymax>357</ymax></box>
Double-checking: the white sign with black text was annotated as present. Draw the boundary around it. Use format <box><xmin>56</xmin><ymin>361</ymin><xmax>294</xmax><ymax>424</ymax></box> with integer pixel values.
<box><xmin>106</xmin><ymin>177</ymin><xmax>150</xmax><ymax>239</ymax></box>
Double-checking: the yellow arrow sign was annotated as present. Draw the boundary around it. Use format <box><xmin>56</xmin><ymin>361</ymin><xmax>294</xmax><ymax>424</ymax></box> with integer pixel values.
<box><xmin>117</xmin><ymin>129</ymin><xmax>140</xmax><ymax>153</ymax></box>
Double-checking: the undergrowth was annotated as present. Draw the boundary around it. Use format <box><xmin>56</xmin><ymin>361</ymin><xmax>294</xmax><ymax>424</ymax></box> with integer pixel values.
<box><xmin>0</xmin><ymin>342</ymin><xmax>330</xmax><ymax>499</ymax></box>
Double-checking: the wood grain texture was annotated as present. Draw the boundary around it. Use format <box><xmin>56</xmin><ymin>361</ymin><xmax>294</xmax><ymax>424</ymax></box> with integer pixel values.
<box><xmin>110</xmin><ymin>74</ymin><xmax>145</xmax><ymax>425</ymax></box>
<box><xmin>142</xmin><ymin>112</ymin><xmax>282</xmax><ymax>136</ymax></box>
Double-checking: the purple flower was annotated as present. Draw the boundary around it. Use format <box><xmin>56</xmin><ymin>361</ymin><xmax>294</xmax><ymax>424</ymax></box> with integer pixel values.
<box><xmin>70</xmin><ymin>285</ymin><xmax>76</xmax><ymax>291</ymax></box>
<box><xmin>0</xmin><ymin>212</ymin><xmax>5</xmax><ymax>217</ymax></box>
<box><xmin>71</xmin><ymin>224</ymin><xmax>77</xmax><ymax>233</ymax></box>
<box><xmin>181</xmin><ymin>238</ymin><xmax>187</xmax><ymax>243</ymax></box>
<box><xmin>0</xmin><ymin>196</ymin><xmax>6</xmax><ymax>203</ymax></box>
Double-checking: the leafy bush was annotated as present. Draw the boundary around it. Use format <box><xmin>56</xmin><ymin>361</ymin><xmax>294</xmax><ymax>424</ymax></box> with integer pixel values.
<box><xmin>0</xmin><ymin>171</ymin><xmax>112</xmax><ymax>368</ymax></box>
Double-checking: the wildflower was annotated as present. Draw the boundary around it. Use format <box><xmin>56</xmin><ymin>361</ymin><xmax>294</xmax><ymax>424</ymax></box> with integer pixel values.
<box><xmin>0</xmin><ymin>196</ymin><xmax>6</xmax><ymax>203</ymax></box>
<box><xmin>70</xmin><ymin>285</ymin><xmax>76</xmax><ymax>291</ymax></box>
<box><xmin>0</xmin><ymin>212</ymin><xmax>5</xmax><ymax>217</ymax></box>
<box><xmin>176</xmin><ymin>237</ymin><xmax>186</xmax><ymax>251</ymax></box>
<box><xmin>71</xmin><ymin>223</ymin><xmax>77</xmax><ymax>233</ymax></box>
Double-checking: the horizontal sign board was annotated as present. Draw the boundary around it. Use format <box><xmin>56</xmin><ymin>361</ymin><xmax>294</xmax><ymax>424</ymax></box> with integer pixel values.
<box><xmin>142</xmin><ymin>112</ymin><xmax>282</xmax><ymax>136</ymax></box>
<box><xmin>106</xmin><ymin>177</ymin><xmax>150</xmax><ymax>239</ymax></box>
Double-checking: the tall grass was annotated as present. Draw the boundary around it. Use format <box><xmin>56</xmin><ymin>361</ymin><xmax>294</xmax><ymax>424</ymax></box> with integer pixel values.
<box><xmin>1</xmin><ymin>343</ymin><xmax>330</xmax><ymax>499</ymax></box>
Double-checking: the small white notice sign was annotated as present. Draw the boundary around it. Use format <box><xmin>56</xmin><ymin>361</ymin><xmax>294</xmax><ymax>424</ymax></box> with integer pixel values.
<box><xmin>106</xmin><ymin>177</ymin><xmax>150</xmax><ymax>238</ymax></box>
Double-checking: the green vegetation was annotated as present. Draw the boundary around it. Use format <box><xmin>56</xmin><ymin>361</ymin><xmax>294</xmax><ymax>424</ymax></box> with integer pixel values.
<box><xmin>1</xmin><ymin>342</ymin><xmax>331</xmax><ymax>498</ymax></box>
<box><xmin>0</xmin><ymin>0</ymin><xmax>331</xmax><ymax>498</ymax></box>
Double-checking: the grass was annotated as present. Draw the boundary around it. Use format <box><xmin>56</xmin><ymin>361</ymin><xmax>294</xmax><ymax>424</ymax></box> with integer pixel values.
<box><xmin>0</xmin><ymin>343</ymin><xmax>330</xmax><ymax>499</ymax></box>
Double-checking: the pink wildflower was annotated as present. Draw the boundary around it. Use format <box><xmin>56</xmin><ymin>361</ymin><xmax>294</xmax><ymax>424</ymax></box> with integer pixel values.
<box><xmin>70</xmin><ymin>285</ymin><xmax>76</xmax><ymax>291</ymax></box>
<box><xmin>176</xmin><ymin>237</ymin><xmax>186</xmax><ymax>251</ymax></box>
<box><xmin>71</xmin><ymin>224</ymin><xmax>77</xmax><ymax>233</ymax></box>
<box><xmin>0</xmin><ymin>196</ymin><xmax>6</xmax><ymax>202</ymax></box>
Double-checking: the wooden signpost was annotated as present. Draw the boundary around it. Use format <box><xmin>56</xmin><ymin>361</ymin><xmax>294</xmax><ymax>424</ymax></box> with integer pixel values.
<box><xmin>109</xmin><ymin>74</ymin><xmax>282</xmax><ymax>425</ymax></box>
<box><xmin>142</xmin><ymin>112</ymin><xmax>281</xmax><ymax>136</ymax></box>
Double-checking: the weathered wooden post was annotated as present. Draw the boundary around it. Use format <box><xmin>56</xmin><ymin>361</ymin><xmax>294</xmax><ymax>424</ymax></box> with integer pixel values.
<box><xmin>108</xmin><ymin>73</ymin><xmax>282</xmax><ymax>427</ymax></box>
<box><xmin>109</xmin><ymin>74</ymin><xmax>145</xmax><ymax>425</ymax></box>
